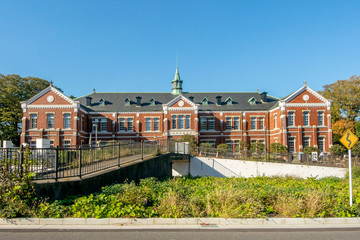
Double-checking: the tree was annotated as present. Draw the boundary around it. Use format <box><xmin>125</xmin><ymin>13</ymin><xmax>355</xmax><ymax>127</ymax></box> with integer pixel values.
<box><xmin>320</xmin><ymin>75</ymin><xmax>360</xmax><ymax>122</ymax></box>
<box><xmin>332</xmin><ymin>119</ymin><xmax>355</xmax><ymax>144</ymax></box>
<box><xmin>303</xmin><ymin>146</ymin><xmax>318</xmax><ymax>154</ymax></box>
<box><xmin>270</xmin><ymin>143</ymin><xmax>288</xmax><ymax>153</ymax></box>
<box><xmin>250</xmin><ymin>142</ymin><xmax>265</xmax><ymax>153</ymax></box>
<box><xmin>178</xmin><ymin>134</ymin><xmax>198</xmax><ymax>147</ymax></box>
<box><xmin>0</xmin><ymin>74</ymin><xmax>50</xmax><ymax>146</ymax></box>
<box><xmin>217</xmin><ymin>143</ymin><xmax>230</xmax><ymax>155</ymax></box>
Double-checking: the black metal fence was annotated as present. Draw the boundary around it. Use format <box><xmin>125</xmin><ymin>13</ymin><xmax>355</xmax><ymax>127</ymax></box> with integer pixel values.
<box><xmin>192</xmin><ymin>147</ymin><xmax>360</xmax><ymax>168</ymax></box>
<box><xmin>0</xmin><ymin>139</ymin><xmax>185</xmax><ymax>181</ymax></box>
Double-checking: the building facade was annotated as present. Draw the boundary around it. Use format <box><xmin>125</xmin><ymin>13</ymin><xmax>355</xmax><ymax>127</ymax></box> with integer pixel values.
<box><xmin>20</xmin><ymin>68</ymin><xmax>333</xmax><ymax>153</ymax></box>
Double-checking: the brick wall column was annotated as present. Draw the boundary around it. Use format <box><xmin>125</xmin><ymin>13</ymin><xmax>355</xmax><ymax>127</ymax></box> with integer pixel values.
<box><xmin>280</xmin><ymin>114</ymin><xmax>287</xmax><ymax>146</ymax></box>
<box><xmin>312</xmin><ymin>125</ymin><xmax>318</xmax><ymax>148</ymax></box>
<box><xmin>194</xmin><ymin>118</ymin><xmax>199</xmax><ymax>141</ymax></box>
<box><xmin>163</xmin><ymin>118</ymin><xmax>168</xmax><ymax>140</ymax></box>
<box><xmin>74</xmin><ymin>116</ymin><xmax>79</xmax><ymax>145</ymax></box>
<box><xmin>56</xmin><ymin>128</ymin><xmax>61</xmax><ymax>147</ymax></box>
<box><xmin>327</xmin><ymin>114</ymin><xmax>333</xmax><ymax>150</ymax></box>
<box><xmin>298</xmin><ymin>126</ymin><xmax>303</xmax><ymax>152</ymax></box>
<box><xmin>20</xmin><ymin>117</ymin><xmax>27</xmax><ymax>145</ymax></box>
<box><xmin>242</xmin><ymin>119</ymin><xmax>247</xmax><ymax>142</ymax></box>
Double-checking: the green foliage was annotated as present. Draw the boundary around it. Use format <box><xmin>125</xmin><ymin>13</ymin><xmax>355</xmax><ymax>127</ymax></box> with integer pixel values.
<box><xmin>200</xmin><ymin>142</ymin><xmax>213</xmax><ymax>149</ymax></box>
<box><xmin>238</xmin><ymin>141</ymin><xmax>249</xmax><ymax>151</ymax></box>
<box><xmin>217</xmin><ymin>143</ymin><xmax>230</xmax><ymax>155</ymax></box>
<box><xmin>352</xmin><ymin>142</ymin><xmax>360</xmax><ymax>154</ymax></box>
<box><xmin>270</xmin><ymin>143</ymin><xmax>288</xmax><ymax>153</ymax></box>
<box><xmin>178</xmin><ymin>134</ymin><xmax>198</xmax><ymax>147</ymax></box>
<box><xmin>28</xmin><ymin>176</ymin><xmax>360</xmax><ymax>219</ymax></box>
<box><xmin>330</xmin><ymin>144</ymin><xmax>347</xmax><ymax>154</ymax></box>
<box><xmin>303</xmin><ymin>146</ymin><xmax>318</xmax><ymax>154</ymax></box>
<box><xmin>0</xmin><ymin>147</ymin><xmax>38</xmax><ymax>217</ymax></box>
<box><xmin>320</xmin><ymin>75</ymin><xmax>360</xmax><ymax>122</ymax></box>
<box><xmin>250</xmin><ymin>142</ymin><xmax>265</xmax><ymax>152</ymax></box>
<box><xmin>0</xmin><ymin>74</ymin><xmax>50</xmax><ymax>145</ymax></box>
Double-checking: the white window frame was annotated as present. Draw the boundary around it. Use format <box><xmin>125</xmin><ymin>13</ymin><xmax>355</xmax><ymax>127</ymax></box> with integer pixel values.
<box><xmin>47</xmin><ymin>113</ymin><xmax>54</xmax><ymax>129</ymax></box>
<box><xmin>185</xmin><ymin>115</ymin><xmax>191</xmax><ymax>129</ymax></box>
<box><xmin>208</xmin><ymin>117</ymin><xmax>215</xmax><ymax>131</ymax></box>
<box><xmin>303</xmin><ymin>111</ymin><xmax>310</xmax><ymax>126</ymax></box>
<box><xmin>250</xmin><ymin>117</ymin><xmax>257</xmax><ymax>130</ymax></box>
<box><xmin>274</xmin><ymin>114</ymin><xmax>278</xmax><ymax>129</ymax></box>
<box><xmin>63</xmin><ymin>113</ymin><xmax>71</xmax><ymax>129</ymax></box>
<box><xmin>145</xmin><ymin>118</ymin><xmax>152</xmax><ymax>131</ymax></box>
<box><xmin>100</xmin><ymin>118</ymin><xmax>107</xmax><ymax>132</ymax></box>
<box><xmin>30</xmin><ymin>113</ymin><xmax>37</xmax><ymax>129</ymax></box>
<box><xmin>317</xmin><ymin>111</ymin><xmax>324</xmax><ymax>126</ymax></box>
<box><xmin>119</xmin><ymin>118</ymin><xmax>126</xmax><ymax>131</ymax></box>
<box><xmin>154</xmin><ymin>118</ymin><xmax>160</xmax><ymax>131</ymax></box>
<box><xmin>259</xmin><ymin>118</ymin><xmax>264</xmax><ymax>130</ymax></box>
<box><xmin>303</xmin><ymin>137</ymin><xmax>311</xmax><ymax>148</ymax></box>
<box><xmin>200</xmin><ymin>118</ymin><xmax>207</xmax><ymax>131</ymax></box>
<box><xmin>226</xmin><ymin>117</ymin><xmax>232</xmax><ymax>130</ymax></box>
<box><xmin>127</xmin><ymin>118</ymin><xmax>133</xmax><ymax>131</ymax></box>
<box><xmin>288</xmin><ymin>112</ymin><xmax>295</xmax><ymax>126</ymax></box>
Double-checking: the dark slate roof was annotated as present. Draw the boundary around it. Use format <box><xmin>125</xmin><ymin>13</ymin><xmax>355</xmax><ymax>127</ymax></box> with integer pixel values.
<box><xmin>76</xmin><ymin>92</ymin><xmax>279</xmax><ymax>112</ymax></box>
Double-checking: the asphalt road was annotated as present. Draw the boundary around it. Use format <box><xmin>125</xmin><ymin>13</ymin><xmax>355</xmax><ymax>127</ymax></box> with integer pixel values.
<box><xmin>2</xmin><ymin>228</ymin><xmax>360</xmax><ymax>240</ymax></box>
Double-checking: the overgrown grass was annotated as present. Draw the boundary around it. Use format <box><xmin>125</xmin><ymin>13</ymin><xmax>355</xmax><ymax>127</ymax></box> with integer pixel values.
<box><xmin>33</xmin><ymin>176</ymin><xmax>360</xmax><ymax>218</ymax></box>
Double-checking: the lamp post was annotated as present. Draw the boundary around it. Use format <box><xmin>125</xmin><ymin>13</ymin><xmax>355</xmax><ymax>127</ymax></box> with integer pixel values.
<box><xmin>154</xmin><ymin>135</ymin><xmax>158</xmax><ymax>154</ymax></box>
<box><xmin>93</xmin><ymin>124</ymin><xmax>98</xmax><ymax>147</ymax></box>
<box><xmin>264</xmin><ymin>126</ymin><xmax>267</xmax><ymax>162</ymax></box>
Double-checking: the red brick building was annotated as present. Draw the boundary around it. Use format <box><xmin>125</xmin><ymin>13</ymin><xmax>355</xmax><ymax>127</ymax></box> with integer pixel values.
<box><xmin>20</xmin><ymin>68</ymin><xmax>332</xmax><ymax>153</ymax></box>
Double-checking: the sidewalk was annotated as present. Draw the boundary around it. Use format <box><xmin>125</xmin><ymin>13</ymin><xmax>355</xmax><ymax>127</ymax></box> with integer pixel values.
<box><xmin>1</xmin><ymin>218</ymin><xmax>360</xmax><ymax>230</ymax></box>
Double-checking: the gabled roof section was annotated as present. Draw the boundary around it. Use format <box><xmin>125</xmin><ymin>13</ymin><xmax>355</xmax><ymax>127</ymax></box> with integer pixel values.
<box><xmin>225</xmin><ymin>97</ymin><xmax>233</xmax><ymax>105</ymax></box>
<box><xmin>202</xmin><ymin>97</ymin><xmax>209</xmax><ymax>105</ymax></box>
<box><xmin>248</xmin><ymin>97</ymin><xmax>256</xmax><ymax>105</ymax></box>
<box><xmin>24</xmin><ymin>86</ymin><xmax>76</xmax><ymax>105</ymax></box>
<box><xmin>99</xmin><ymin>98</ymin><xmax>106</xmax><ymax>106</ymax></box>
<box><xmin>150</xmin><ymin>98</ymin><xmax>156</xmax><ymax>106</ymax></box>
<box><xmin>164</xmin><ymin>94</ymin><xmax>197</xmax><ymax>108</ymax></box>
<box><xmin>283</xmin><ymin>84</ymin><xmax>329</xmax><ymax>103</ymax></box>
<box><xmin>124</xmin><ymin>98</ymin><xmax>130</xmax><ymax>106</ymax></box>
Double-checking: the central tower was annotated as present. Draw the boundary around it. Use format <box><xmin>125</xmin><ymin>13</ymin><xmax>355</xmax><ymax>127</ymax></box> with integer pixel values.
<box><xmin>171</xmin><ymin>67</ymin><xmax>183</xmax><ymax>95</ymax></box>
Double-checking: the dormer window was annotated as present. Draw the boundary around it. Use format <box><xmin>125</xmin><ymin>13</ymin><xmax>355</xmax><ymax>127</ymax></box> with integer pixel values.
<box><xmin>99</xmin><ymin>98</ymin><xmax>106</xmax><ymax>106</ymax></box>
<box><xmin>248</xmin><ymin>97</ymin><xmax>256</xmax><ymax>105</ymax></box>
<box><xmin>225</xmin><ymin>97</ymin><xmax>233</xmax><ymax>105</ymax></box>
<box><xmin>124</xmin><ymin>98</ymin><xmax>130</xmax><ymax>106</ymax></box>
<box><xmin>202</xmin><ymin>98</ymin><xmax>208</xmax><ymax>105</ymax></box>
<box><xmin>150</xmin><ymin>98</ymin><xmax>156</xmax><ymax>106</ymax></box>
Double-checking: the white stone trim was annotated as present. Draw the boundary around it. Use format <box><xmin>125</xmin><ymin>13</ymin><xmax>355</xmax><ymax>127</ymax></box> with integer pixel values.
<box><xmin>286</xmin><ymin>103</ymin><xmax>327</xmax><ymax>107</ymax></box>
<box><xmin>27</xmin><ymin>105</ymin><xmax>77</xmax><ymax>109</ymax></box>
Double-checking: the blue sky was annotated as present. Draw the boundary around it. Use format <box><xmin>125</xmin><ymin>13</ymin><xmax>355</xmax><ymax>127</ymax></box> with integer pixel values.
<box><xmin>1</xmin><ymin>0</ymin><xmax>360</xmax><ymax>99</ymax></box>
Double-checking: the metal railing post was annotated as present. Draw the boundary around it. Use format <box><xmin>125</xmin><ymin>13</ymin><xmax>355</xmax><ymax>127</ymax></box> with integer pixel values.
<box><xmin>20</xmin><ymin>145</ymin><xmax>24</xmax><ymax>177</ymax></box>
<box><xmin>55</xmin><ymin>146</ymin><xmax>59</xmax><ymax>181</ymax></box>
<box><xmin>118</xmin><ymin>142</ymin><xmax>121</xmax><ymax>167</ymax></box>
<box><xmin>141</xmin><ymin>141</ymin><xmax>144</xmax><ymax>160</ymax></box>
<box><xmin>79</xmin><ymin>148</ymin><xmax>82</xmax><ymax>178</ymax></box>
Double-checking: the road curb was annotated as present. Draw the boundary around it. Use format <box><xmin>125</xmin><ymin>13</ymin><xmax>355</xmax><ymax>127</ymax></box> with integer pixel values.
<box><xmin>1</xmin><ymin>217</ymin><xmax>360</xmax><ymax>227</ymax></box>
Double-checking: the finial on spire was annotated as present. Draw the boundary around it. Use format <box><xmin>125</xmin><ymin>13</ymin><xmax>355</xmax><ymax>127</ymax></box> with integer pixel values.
<box><xmin>49</xmin><ymin>81</ymin><xmax>53</xmax><ymax>87</ymax></box>
<box><xmin>176</xmin><ymin>51</ymin><xmax>178</xmax><ymax>68</ymax></box>
<box><xmin>256</xmin><ymin>88</ymin><xmax>259</xmax><ymax>93</ymax></box>
<box><xmin>304</xmin><ymin>80</ymin><xmax>307</xmax><ymax>86</ymax></box>
<box><xmin>93</xmin><ymin>89</ymin><xmax>96</xmax><ymax>93</ymax></box>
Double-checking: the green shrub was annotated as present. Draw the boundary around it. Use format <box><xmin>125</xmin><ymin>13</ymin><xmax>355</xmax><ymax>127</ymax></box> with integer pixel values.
<box><xmin>270</xmin><ymin>143</ymin><xmax>288</xmax><ymax>153</ymax></box>
<box><xmin>303</xmin><ymin>146</ymin><xmax>318</xmax><ymax>154</ymax></box>
<box><xmin>217</xmin><ymin>144</ymin><xmax>230</xmax><ymax>155</ymax></box>
<box><xmin>250</xmin><ymin>142</ymin><xmax>265</xmax><ymax>152</ymax></box>
<box><xmin>331</xmin><ymin>144</ymin><xmax>347</xmax><ymax>154</ymax></box>
<box><xmin>0</xmin><ymin>148</ymin><xmax>38</xmax><ymax>218</ymax></box>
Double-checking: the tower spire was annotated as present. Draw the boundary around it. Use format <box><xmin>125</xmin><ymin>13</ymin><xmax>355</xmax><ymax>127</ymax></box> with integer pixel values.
<box><xmin>171</xmin><ymin>67</ymin><xmax>183</xmax><ymax>95</ymax></box>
